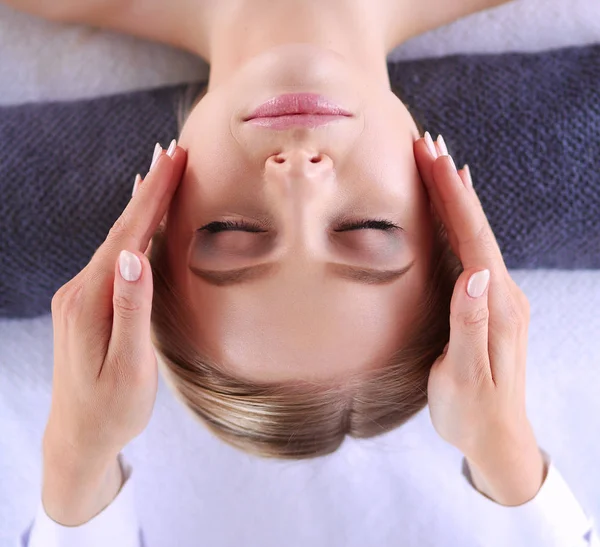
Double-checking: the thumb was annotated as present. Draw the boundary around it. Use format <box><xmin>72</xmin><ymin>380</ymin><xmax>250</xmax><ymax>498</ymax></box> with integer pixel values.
<box><xmin>447</xmin><ymin>268</ymin><xmax>491</xmax><ymax>372</ymax></box>
<box><xmin>107</xmin><ymin>250</ymin><xmax>154</xmax><ymax>365</ymax></box>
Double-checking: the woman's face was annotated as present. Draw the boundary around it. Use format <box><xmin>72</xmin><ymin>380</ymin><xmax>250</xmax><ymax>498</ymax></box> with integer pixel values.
<box><xmin>164</xmin><ymin>44</ymin><xmax>435</xmax><ymax>384</ymax></box>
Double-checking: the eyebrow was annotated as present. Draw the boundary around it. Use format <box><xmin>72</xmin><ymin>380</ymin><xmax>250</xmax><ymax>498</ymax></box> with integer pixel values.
<box><xmin>189</xmin><ymin>260</ymin><xmax>415</xmax><ymax>287</ymax></box>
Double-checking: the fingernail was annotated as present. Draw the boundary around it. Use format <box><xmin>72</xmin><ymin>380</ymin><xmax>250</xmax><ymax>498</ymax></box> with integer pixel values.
<box><xmin>437</xmin><ymin>134</ymin><xmax>449</xmax><ymax>156</ymax></box>
<box><xmin>467</xmin><ymin>269</ymin><xmax>490</xmax><ymax>298</ymax></box>
<box><xmin>166</xmin><ymin>138</ymin><xmax>177</xmax><ymax>158</ymax></box>
<box><xmin>463</xmin><ymin>164</ymin><xmax>473</xmax><ymax>189</ymax></box>
<box><xmin>119</xmin><ymin>250</ymin><xmax>142</xmax><ymax>282</ymax></box>
<box><xmin>447</xmin><ymin>155</ymin><xmax>457</xmax><ymax>173</ymax></box>
<box><xmin>424</xmin><ymin>131</ymin><xmax>438</xmax><ymax>159</ymax></box>
<box><xmin>132</xmin><ymin>173</ymin><xmax>142</xmax><ymax>197</ymax></box>
<box><xmin>150</xmin><ymin>142</ymin><xmax>162</xmax><ymax>171</ymax></box>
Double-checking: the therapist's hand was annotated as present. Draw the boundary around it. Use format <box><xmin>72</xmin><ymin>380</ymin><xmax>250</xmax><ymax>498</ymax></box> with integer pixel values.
<box><xmin>414</xmin><ymin>133</ymin><xmax>546</xmax><ymax>507</ymax></box>
<box><xmin>42</xmin><ymin>141</ymin><xmax>187</xmax><ymax>526</ymax></box>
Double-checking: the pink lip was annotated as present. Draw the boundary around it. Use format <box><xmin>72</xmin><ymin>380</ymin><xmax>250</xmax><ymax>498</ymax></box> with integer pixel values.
<box><xmin>245</xmin><ymin>93</ymin><xmax>352</xmax><ymax>129</ymax></box>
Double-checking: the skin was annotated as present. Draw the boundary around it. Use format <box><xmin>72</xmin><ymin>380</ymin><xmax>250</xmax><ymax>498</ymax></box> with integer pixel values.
<box><xmin>5</xmin><ymin>0</ymin><xmax>512</xmax><ymax>385</ymax></box>
<box><xmin>166</xmin><ymin>49</ymin><xmax>434</xmax><ymax>383</ymax></box>
<box><xmin>159</xmin><ymin>0</ymin><xmax>455</xmax><ymax>384</ymax></box>
<box><xmin>4</xmin><ymin>0</ymin><xmax>549</xmax><ymax>530</ymax></box>
<box><xmin>42</xmin><ymin>138</ymin><xmax>546</xmax><ymax>526</ymax></box>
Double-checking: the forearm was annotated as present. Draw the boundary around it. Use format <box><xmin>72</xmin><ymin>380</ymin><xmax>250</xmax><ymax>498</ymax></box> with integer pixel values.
<box><xmin>42</xmin><ymin>443</ymin><xmax>124</xmax><ymax>526</ymax></box>
<box><xmin>465</xmin><ymin>423</ymin><xmax>547</xmax><ymax>507</ymax></box>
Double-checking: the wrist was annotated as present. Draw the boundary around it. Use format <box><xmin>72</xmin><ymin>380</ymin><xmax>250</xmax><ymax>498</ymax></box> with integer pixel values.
<box><xmin>42</xmin><ymin>442</ymin><xmax>124</xmax><ymax>526</ymax></box>
<box><xmin>465</xmin><ymin>425</ymin><xmax>548</xmax><ymax>506</ymax></box>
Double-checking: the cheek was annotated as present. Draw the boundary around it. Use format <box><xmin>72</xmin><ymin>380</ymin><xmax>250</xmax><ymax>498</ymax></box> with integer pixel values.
<box><xmin>179</xmin><ymin>97</ymin><xmax>248</xmax><ymax>190</ymax></box>
<box><xmin>176</xmin><ymin>142</ymin><xmax>251</xmax><ymax>220</ymax></box>
<box><xmin>359</xmin><ymin>102</ymin><xmax>419</xmax><ymax>184</ymax></box>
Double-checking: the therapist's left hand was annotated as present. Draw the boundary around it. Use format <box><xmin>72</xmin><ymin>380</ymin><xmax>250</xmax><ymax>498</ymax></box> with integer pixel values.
<box><xmin>42</xmin><ymin>141</ymin><xmax>187</xmax><ymax>525</ymax></box>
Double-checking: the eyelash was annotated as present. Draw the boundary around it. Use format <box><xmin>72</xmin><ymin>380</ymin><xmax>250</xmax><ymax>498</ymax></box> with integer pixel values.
<box><xmin>200</xmin><ymin>218</ymin><xmax>401</xmax><ymax>233</ymax></box>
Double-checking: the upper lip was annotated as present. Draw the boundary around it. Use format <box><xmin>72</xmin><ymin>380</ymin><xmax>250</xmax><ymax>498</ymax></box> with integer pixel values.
<box><xmin>244</xmin><ymin>93</ymin><xmax>353</xmax><ymax>120</ymax></box>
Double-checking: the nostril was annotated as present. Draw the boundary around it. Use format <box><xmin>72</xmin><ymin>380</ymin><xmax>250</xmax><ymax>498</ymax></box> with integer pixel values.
<box><xmin>273</xmin><ymin>156</ymin><xmax>285</xmax><ymax>164</ymax></box>
<box><xmin>310</xmin><ymin>155</ymin><xmax>322</xmax><ymax>163</ymax></box>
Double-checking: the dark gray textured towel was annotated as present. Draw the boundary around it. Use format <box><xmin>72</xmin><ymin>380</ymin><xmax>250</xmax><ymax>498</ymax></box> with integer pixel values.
<box><xmin>1</xmin><ymin>45</ymin><xmax>599</xmax><ymax>318</ymax></box>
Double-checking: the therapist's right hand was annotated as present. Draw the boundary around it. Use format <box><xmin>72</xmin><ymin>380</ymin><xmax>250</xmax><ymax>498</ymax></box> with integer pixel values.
<box><xmin>42</xmin><ymin>141</ymin><xmax>186</xmax><ymax>526</ymax></box>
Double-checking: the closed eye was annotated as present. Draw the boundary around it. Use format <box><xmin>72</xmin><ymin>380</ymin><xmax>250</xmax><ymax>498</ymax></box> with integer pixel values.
<box><xmin>334</xmin><ymin>219</ymin><xmax>401</xmax><ymax>231</ymax></box>
<box><xmin>201</xmin><ymin>220</ymin><xmax>267</xmax><ymax>233</ymax></box>
<box><xmin>200</xmin><ymin>218</ymin><xmax>401</xmax><ymax>233</ymax></box>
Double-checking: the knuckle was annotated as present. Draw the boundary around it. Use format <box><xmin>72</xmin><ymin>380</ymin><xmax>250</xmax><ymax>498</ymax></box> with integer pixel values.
<box><xmin>461</xmin><ymin>223</ymin><xmax>491</xmax><ymax>250</ymax></box>
<box><xmin>108</xmin><ymin>214</ymin><xmax>137</xmax><ymax>242</ymax></box>
<box><xmin>54</xmin><ymin>283</ymin><xmax>84</xmax><ymax>324</ymax></box>
<box><xmin>475</xmin><ymin>226</ymin><xmax>499</xmax><ymax>256</ymax></box>
<box><xmin>50</xmin><ymin>288</ymin><xmax>65</xmax><ymax>316</ymax></box>
<box><xmin>499</xmin><ymin>296</ymin><xmax>527</xmax><ymax>337</ymax></box>
<box><xmin>453</xmin><ymin>306</ymin><xmax>489</xmax><ymax>335</ymax></box>
<box><xmin>113</xmin><ymin>292</ymin><xmax>141</xmax><ymax>318</ymax></box>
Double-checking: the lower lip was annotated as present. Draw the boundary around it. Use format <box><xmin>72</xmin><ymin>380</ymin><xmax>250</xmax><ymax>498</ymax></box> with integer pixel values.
<box><xmin>244</xmin><ymin>93</ymin><xmax>352</xmax><ymax>129</ymax></box>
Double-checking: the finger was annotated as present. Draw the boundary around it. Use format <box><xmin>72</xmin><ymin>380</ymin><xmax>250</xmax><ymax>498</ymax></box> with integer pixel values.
<box><xmin>414</xmin><ymin>136</ymin><xmax>460</xmax><ymax>252</ymax></box>
<box><xmin>414</xmin><ymin>136</ymin><xmax>451</xmax><ymax>228</ymax></box>
<box><xmin>447</xmin><ymin>268</ymin><xmax>493</xmax><ymax>385</ymax></box>
<box><xmin>434</xmin><ymin>139</ymin><xmax>444</xmax><ymax>158</ymax></box>
<box><xmin>458</xmin><ymin>164</ymin><xmax>472</xmax><ymax>191</ymax></box>
<box><xmin>80</xmin><ymin>142</ymin><xmax>187</xmax><ymax>329</ymax></box>
<box><xmin>132</xmin><ymin>173</ymin><xmax>142</xmax><ymax>197</ymax></box>
<box><xmin>132</xmin><ymin>174</ymin><xmax>161</xmax><ymax>259</ymax></box>
<box><xmin>102</xmin><ymin>143</ymin><xmax>186</xmax><ymax>259</ymax></box>
<box><xmin>144</xmin><ymin>238</ymin><xmax>154</xmax><ymax>259</ymax></box>
<box><xmin>415</xmin><ymin>135</ymin><xmax>507</xmax><ymax>278</ymax></box>
<box><xmin>104</xmin><ymin>249</ymin><xmax>154</xmax><ymax>376</ymax></box>
<box><xmin>431</xmin><ymin>153</ymin><xmax>507</xmax><ymax>274</ymax></box>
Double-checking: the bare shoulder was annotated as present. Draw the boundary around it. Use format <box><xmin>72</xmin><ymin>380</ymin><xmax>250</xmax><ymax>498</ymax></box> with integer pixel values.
<box><xmin>2</xmin><ymin>0</ymin><xmax>211</xmax><ymax>57</ymax></box>
<box><xmin>388</xmin><ymin>0</ymin><xmax>515</xmax><ymax>48</ymax></box>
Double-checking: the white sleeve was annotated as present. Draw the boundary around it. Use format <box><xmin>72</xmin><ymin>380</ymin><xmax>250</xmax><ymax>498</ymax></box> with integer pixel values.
<box><xmin>462</xmin><ymin>448</ymin><xmax>599</xmax><ymax>547</ymax></box>
<box><xmin>22</xmin><ymin>455</ymin><xmax>143</xmax><ymax>547</ymax></box>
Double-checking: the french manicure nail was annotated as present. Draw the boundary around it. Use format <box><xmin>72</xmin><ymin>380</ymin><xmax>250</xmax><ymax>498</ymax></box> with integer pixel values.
<box><xmin>467</xmin><ymin>269</ymin><xmax>490</xmax><ymax>298</ymax></box>
<box><xmin>447</xmin><ymin>155</ymin><xmax>457</xmax><ymax>173</ymax></box>
<box><xmin>437</xmin><ymin>134</ymin><xmax>449</xmax><ymax>156</ymax></box>
<box><xmin>150</xmin><ymin>142</ymin><xmax>162</xmax><ymax>171</ymax></box>
<box><xmin>424</xmin><ymin>131</ymin><xmax>438</xmax><ymax>159</ymax></box>
<box><xmin>166</xmin><ymin>139</ymin><xmax>177</xmax><ymax>158</ymax></box>
<box><xmin>132</xmin><ymin>173</ymin><xmax>142</xmax><ymax>197</ymax></box>
<box><xmin>463</xmin><ymin>164</ymin><xmax>473</xmax><ymax>189</ymax></box>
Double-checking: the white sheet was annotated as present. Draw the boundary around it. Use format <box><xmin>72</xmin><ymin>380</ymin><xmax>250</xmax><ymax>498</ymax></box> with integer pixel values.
<box><xmin>1</xmin><ymin>1</ymin><xmax>599</xmax><ymax>545</ymax></box>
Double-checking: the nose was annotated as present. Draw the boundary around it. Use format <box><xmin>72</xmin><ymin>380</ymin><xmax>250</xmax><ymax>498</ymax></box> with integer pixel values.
<box><xmin>263</xmin><ymin>148</ymin><xmax>335</xmax><ymax>256</ymax></box>
<box><xmin>265</xmin><ymin>149</ymin><xmax>334</xmax><ymax>188</ymax></box>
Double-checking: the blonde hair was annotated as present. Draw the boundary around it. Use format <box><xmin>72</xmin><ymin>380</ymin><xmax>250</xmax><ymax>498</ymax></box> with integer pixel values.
<box><xmin>148</xmin><ymin>84</ymin><xmax>463</xmax><ymax>459</ymax></box>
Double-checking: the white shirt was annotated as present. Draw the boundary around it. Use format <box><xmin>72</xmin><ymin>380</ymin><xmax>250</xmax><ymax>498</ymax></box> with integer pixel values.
<box><xmin>21</xmin><ymin>449</ymin><xmax>598</xmax><ymax>547</ymax></box>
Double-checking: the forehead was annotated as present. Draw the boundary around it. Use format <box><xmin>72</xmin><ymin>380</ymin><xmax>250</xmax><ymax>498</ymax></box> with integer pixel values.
<box><xmin>179</xmin><ymin>257</ymin><xmax>430</xmax><ymax>383</ymax></box>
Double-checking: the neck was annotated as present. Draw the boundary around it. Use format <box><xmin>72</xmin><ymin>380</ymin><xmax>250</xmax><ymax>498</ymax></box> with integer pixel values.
<box><xmin>203</xmin><ymin>0</ymin><xmax>394</xmax><ymax>91</ymax></box>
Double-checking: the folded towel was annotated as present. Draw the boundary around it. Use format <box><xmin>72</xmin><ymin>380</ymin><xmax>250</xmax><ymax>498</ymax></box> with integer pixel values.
<box><xmin>1</xmin><ymin>45</ymin><xmax>598</xmax><ymax>318</ymax></box>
